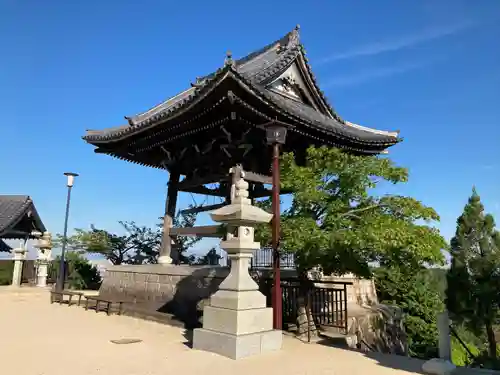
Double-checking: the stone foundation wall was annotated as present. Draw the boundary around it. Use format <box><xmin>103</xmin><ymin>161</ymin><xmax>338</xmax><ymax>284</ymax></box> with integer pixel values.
<box><xmin>99</xmin><ymin>265</ymin><xmax>379</xmax><ymax>327</ymax></box>
<box><xmin>100</xmin><ymin>265</ymin><xmax>228</xmax><ymax>327</ymax></box>
<box><xmin>318</xmin><ymin>275</ymin><xmax>378</xmax><ymax>306</ymax></box>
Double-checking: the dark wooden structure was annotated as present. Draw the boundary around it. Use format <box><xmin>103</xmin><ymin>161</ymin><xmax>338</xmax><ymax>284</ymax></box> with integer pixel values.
<box><xmin>260</xmin><ymin>278</ymin><xmax>351</xmax><ymax>335</ymax></box>
<box><xmin>50</xmin><ymin>290</ymin><xmax>84</xmax><ymax>306</ymax></box>
<box><xmin>82</xmin><ymin>25</ymin><xmax>401</xmax><ymax>262</ymax></box>
<box><xmin>85</xmin><ymin>294</ymin><xmax>126</xmax><ymax>315</ymax></box>
<box><xmin>0</xmin><ymin>195</ymin><xmax>46</xmax><ymax>253</ymax></box>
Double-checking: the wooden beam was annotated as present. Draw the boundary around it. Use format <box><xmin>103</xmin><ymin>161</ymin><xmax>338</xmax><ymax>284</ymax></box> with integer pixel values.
<box><xmin>252</xmin><ymin>188</ymin><xmax>273</xmax><ymax>198</ymax></box>
<box><xmin>170</xmin><ymin>225</ymin><xmax>222</xmax><ymax>238</ymax></box>
<box><xmin>178</xmin><ymin>169</ymin><xmax>270</xmax><ymax>196</ymax></box>
<box><xmin>243</xmin><ymin>171</ymin><xmax>272</xmax><ymax>185</ymax></box>
<box><xmin>252</xmin><ymin>187</ymin><xmax>293</xmax><ymax>198</ymax></box>
<box><xmin>179</xmin><ymin>202</ymin><xmax>226</xmax><ymax>215</ymax></box>
<box><xmin>178</xmin><ymin>173</ymin><xmax>227</xmax><ymax>190</ymax></box>
<box><xmin>181</xmin><ymin>185</ymin><xmax>226</xmax><ymax>197</ymax></box>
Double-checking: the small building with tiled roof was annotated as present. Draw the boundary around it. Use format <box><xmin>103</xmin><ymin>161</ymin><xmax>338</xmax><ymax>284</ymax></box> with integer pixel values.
<box><xmin>0</xmin><ymin>195</ymin><xmax>46</xmax><ymax>252</ymax></box>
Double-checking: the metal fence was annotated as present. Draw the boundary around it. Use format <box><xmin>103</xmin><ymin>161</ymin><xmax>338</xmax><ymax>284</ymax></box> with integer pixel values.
<box><xmin>219</xmin><ymin>247</ymin><xmax>296</xmax><ymax>269</ymax></box>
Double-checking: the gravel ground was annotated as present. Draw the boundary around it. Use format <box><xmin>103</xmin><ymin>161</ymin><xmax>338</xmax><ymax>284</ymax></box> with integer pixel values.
<box><xmin>0</xmin><ymin>287</ymin><xmax>426</xmax><ymax>375</ymax></box>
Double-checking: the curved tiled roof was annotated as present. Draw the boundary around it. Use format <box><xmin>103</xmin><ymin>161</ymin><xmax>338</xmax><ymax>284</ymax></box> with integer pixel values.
<box><xmin>0</xmin><ymin>195</ymin><xmax>46</xmax><ymax>239</ymax></box>
<box><xmin>85</xmin><ymin>66</ymin><xmax>399</xmax><ymax>148</ymax></box>
<box><xmin>83</xmin><ymin>26</ymin><xmax>401</xmax><ymax>152</ymax></box>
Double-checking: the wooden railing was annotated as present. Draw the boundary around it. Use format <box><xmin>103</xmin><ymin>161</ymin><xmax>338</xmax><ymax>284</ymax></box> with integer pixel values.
<box><xmin>263</xmin><ymin>278</ymin><xmax>351</xmax><ymax>334</ymax></box>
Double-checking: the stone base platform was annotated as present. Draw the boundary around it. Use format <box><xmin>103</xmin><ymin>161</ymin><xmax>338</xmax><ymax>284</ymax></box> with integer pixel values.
<box><xmin>193</xmin><ymin>328</ymin><xmax>282</xmax><ymax>359</ymax></box>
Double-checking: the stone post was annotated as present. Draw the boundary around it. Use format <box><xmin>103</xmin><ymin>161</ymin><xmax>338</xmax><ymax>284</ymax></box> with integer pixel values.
<box><xmin>422</xmin><ymin>310</ymin><xmax>456</xmax><ymax>375</ymax></box>
<box><xmin>438</xmin><ymin>311</ymin><xmax>451</xmax><ymax>360</ymax></box>
<box><xmin>34</xmin><ymin>232</ymin><xmax>52</xmax><ymax>288</ymax></box>
<box><xmin>11</xmin><ymin>245</ymin><xmax>27</xmax><ymax>287</ymax></box>
<box><xmin>192</xmin><ymin>166</ymin><xmax>282</xmax><ymax>360</ymax></box>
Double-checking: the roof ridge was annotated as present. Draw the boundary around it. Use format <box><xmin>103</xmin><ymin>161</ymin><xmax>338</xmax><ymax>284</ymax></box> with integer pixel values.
<box><xmin>237</xmin><ymin>25</ymin><xmax>300</xmax><ymax>69</ymax></box>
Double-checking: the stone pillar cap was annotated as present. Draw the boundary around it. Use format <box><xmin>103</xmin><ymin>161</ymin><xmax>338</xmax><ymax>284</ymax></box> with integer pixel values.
<box><xmin>210</xmin><ymin>203</ymin><xmax>272</xmax><ymax>226</ymax></box>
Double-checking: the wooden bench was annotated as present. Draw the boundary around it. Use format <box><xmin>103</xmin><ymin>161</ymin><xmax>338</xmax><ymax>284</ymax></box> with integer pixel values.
<box><xmin>85</xmin><ymin>295</ymin><xmax>126</xmax><ymax>316</ymax></box>
<box><xmin>50</xmin><ymin>290</ymin><xmax>84</xmax><ymax>306</ymax></box>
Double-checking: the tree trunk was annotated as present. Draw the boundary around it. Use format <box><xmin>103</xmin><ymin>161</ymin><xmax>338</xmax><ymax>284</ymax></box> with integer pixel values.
<box><xmin>486</xmin><ymin>321</ymin><xmax>497</xmax><ymax>359</ymax></box>
<box><xmin>296</xmin><ymin>270</ymin><xmax>319</xmax><ymax>342</ymax></box>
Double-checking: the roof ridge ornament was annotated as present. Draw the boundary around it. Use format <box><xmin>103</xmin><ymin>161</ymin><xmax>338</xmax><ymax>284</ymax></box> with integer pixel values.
<box><xmin>224</xmin><ymin>50</ymin><xmax>236</xmax><ymax>69</ymax></box>
<box><xmin>288</xmin><ymin>24</ymin><xmax>300</xmax><ymax>46</ymax></box>
<box><xmin>191</xmin><ymin>76</ymin><xmax>204</xmax><ymax>88</ymax></box>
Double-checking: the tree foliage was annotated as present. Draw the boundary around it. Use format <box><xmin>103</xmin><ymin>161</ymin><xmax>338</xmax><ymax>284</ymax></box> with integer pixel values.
<box><xmin>52</xmin><ymin>251</ymin><xmax>102</xmax><ymax>290</ymax></box>
<box><xmin>446</xmin><ymin>188</ymin><xmax>500</xmax><ymax>361</ymax></box>
<box><xmin>56</xmin><ymin>207</ymin><xmax>201</xmax><ymax>265</ymax></box>
<box><xmin>256</xmin><ymin>146</ymin><xmax>446</xmax><ymax>276</ymax></box>
<box><xmin>375</xmin><ymin>266</ymin><xmax>443</xmax><ymax>359</ymax></box>
<box><xmin>170</xmin><ymin>208</ymin><xmax>201</xmax><ymax>264</ymax></box>
<box><xmin>192</xmin><ymin>247</ymin><xmax>221</xmax><ymax>265</ymax></box>
<box><xmin>56</xmin><ymin>221</ymin><xmax>161</xmax><ymax>265</ymax></box>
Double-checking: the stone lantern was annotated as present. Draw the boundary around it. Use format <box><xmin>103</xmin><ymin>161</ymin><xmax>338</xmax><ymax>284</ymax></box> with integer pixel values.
<box><xmin>192</xmin><ymin>166</ymin><xmax>283</xmax><ymax>359</ymax></box>
<box><xmin>34</xmin><ymin>232</ymin><xmax>52</xmax><ymax>288</ymax></box>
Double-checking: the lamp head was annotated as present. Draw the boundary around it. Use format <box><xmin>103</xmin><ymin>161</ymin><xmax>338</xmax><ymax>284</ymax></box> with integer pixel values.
<box><xmin>265</xmin><ymin>126</ymin><xmax>287</xmax><ymax>145</ymax></box>
<box><xmin>64</xmin><ymin>172</ymin><xmax>79</xmax><ymax>187</ymax></box>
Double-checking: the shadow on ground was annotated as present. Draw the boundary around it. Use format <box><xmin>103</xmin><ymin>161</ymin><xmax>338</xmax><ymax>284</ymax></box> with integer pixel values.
<box><xmin>316</xmin><ymin>335</ymin><xmax>426</xmax><ymax>374</ymax></box>
<box><xmin>182</xmin><ymin>329</ymin><xmax>194</xmax><ymax>349</ymax></box>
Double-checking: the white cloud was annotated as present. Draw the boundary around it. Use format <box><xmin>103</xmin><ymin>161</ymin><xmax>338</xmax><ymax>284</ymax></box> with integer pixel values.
<box><xmin>481</xmin><ymin>164</ymin><xmax>496</xmax><ymax>170</ymax></box>
<box><xmin>317</xmin><ymin>20</ymin><xmax>475</xmax><ymax>65</ymax></box>
<box><xmin>322</xmin><ymin>59</ymin><xmax>436</xmax><ymax>88</ymax></box>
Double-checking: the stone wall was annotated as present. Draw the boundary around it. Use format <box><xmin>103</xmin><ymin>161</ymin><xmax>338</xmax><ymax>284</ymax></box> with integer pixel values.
<box><xmin>99</xmin><ymin>265</ymin><xmax>379</xmax><ymax>327</ymax></box>
<box><xmin>100</xmin><ymin>265</ymin><xmax>226</xmax><ymax>327</ymax></box>
<box><xmin>319</xmin><ymin>275</ymin><xmax>378</xmax><ymax>306</ymax></box>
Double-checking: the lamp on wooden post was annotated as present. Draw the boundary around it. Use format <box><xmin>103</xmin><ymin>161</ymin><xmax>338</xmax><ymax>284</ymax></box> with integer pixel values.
<box><xmin>56</xmin><ymin>172</ymin><xmax>78</xmax><ymax>293</ymax></box>
<box><xmin>265</xmin><ymin>125</ymin><xmax>287</xmax><ymax>330</ymax></box>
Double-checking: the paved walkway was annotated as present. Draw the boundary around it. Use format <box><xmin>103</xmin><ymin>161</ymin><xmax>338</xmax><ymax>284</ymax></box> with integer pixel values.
<box><xmin>1</xmin><ymin>287</ymin><xmax>427</xmax><ymax>375</ymax></box>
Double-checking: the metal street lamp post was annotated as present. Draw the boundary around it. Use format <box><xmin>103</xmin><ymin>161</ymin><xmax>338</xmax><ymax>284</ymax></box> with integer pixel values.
<box><xmin>56</xmin><ymin>172</ymin><xmax>78</xmax><ymax>293</ymax></box>
<box><xmin>265</xmin><ymin>125</ymin><xmax>287</xmax><ymax>330</ymax></box>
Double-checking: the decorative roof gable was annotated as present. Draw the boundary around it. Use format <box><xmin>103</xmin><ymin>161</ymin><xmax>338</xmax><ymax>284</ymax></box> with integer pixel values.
<box><xmin>0</xmin><ymin>195</ymin><xmax>46</xmax><ymax>239</ymax></box>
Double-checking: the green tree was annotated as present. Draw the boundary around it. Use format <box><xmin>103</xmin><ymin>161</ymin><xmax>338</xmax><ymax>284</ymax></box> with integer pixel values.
<box><xmin>169</xmin><ymin>208</ymin><xmax>201</xmax><ymax>264</ymax></box>
<box><xmin>256</xmin><ymin>146</ymin><xmax>446</xmax><ymax>337</ymax></box>
<box><xmin>194</xmin><ymin>248</ymin><xmax>221</xmax><ymax>265</ymax></box>
<box><xmin>55</xmin><ymin>207</ymin><xmax>201</xmax><ymax>265</ymax></box>
<box><xmin>257</xmin><ymin>146</ymin><xmax>446</xmax><ymax>275</ymax></box>
<box><xmin>446</xmin><ymin>188</ymin><xmax>500</xmax><ymax>362</ymax></box>
<box><xmin>374</xmin><ymin>266</ymin><xmax>444</xmax><ymax>359</ymax></box>
<box><xmin>56</xmin><ymin>221</ymin><xmax>161</xmax><ymax>265</ymax></box>
<box><xmin>52</xmin><ymin>251</ymin><xmax>102</xmax><ymax>290</ymax></box>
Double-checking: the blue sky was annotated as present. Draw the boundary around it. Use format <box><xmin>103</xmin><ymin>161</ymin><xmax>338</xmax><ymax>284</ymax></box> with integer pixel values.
<box><xmin>1</xmin><ymin>0</ymin><xmax>499</xmax><ymax>257</ymax></box>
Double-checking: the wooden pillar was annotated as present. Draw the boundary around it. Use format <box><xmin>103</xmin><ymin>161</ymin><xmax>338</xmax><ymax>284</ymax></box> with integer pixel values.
<box><xmin>158</xmin><ymin>171</ymin><xmax>180</xmax><ymax>265</ymax></box>
<box><xmin>271</xmin><ymin>143</ymin><xmax>282</xmax><ymax>330</ymax></box>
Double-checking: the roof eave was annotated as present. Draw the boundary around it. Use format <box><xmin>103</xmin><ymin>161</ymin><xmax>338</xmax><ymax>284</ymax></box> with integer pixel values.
<box><xmin>0</xmin><ymin>197</ymin><xmax>46</xmax><ymax>239</ymax></box>
<box><xmin>82</xmin><ymin>66</ymin><xmax>400</xmax><ymax>151</ymax></box>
